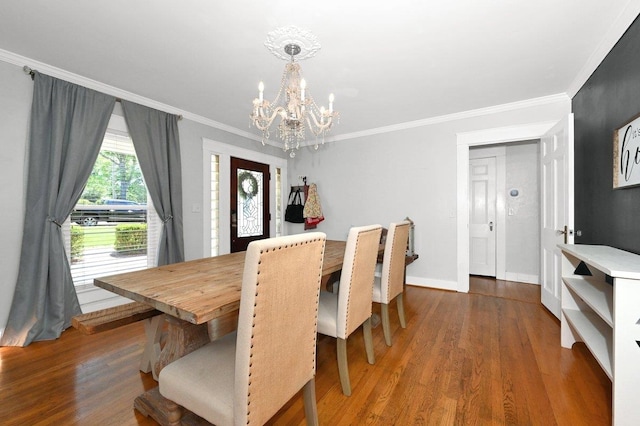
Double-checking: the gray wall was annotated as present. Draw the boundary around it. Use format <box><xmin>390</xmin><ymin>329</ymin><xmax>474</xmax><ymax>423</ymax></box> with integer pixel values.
<box><xmin>0</xmin><ymin>61</ymin><xmax>31</xmax><ymax>331</ymax></box>
<box><xmin>573</xmin><ymin>15</ymin><xmax>640</xmax><ymax>253</ymax></box>
<box><xmin>287</xmin><ymin>101</ymin><xmax>568</xmax><ymax>289</ymax></box>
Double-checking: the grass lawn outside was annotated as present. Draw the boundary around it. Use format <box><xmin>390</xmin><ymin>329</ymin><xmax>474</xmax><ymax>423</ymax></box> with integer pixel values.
<box><xmin>76</xmin><ymin>225</ymin><xmax>116</xmax><ymax>248</ymax></box>
<box><xmin>69</xmin><ymin>224</ymin><xmax>148</xmax><ymax>285</ymax></box>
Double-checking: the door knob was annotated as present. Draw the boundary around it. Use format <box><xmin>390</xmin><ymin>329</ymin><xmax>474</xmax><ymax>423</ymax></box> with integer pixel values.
<box><xmin>556</xmin><ymin>225</ymin><xmax>573</xmax><ymax>243</ymax></box>
<box><xmin>556</xmin><ymin>227</ymin><xmax>574</xmax><ymax>235</ymax></box>
<box><xmin>489</xmin><ymin>221</ymin><xmax>494</xmax><ymax>231</ymax></box>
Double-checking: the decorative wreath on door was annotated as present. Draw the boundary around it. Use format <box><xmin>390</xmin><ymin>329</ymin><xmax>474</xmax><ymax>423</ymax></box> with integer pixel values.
<box><xmin>238</xmin><ymin>171</ymin><xmax>259</xmax><ymax>199</ymax></box>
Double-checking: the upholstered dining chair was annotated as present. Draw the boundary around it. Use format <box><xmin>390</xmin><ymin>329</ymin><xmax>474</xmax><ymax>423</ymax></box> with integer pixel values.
<box><xmin>373</xmin><ymin>221</ymin><xmax>411</xmax><ymax>346</ymax></box>
<box><xmin>317</xmin><ymin>224</ymin><xmax>382</xmax><ymax>396</ymax></box>
<box><xmin>158</xmin><ymin>232</ymin><xmax>326</xmax><ymax>426</ymax></box>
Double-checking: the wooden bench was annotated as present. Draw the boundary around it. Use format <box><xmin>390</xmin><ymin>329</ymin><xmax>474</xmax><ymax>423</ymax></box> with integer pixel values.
<box><xmin>73</xmin><ymin>302</ymin><xmax>165</xmax><ymax>379</ymax></box>
<box><xmin>72</xmin><ymin>301</ymin><xmax>161</xmax><ymax>335</ymax></box>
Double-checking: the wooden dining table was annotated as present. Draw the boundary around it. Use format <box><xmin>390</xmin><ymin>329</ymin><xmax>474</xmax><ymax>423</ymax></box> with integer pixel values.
<box><xmin>94</xmin><ymin>240</ymin><xmax>352</xmax><ymax>379</ymax></box>
<box><xmin>94</xmin><ymin>238</ymin><xmax>416</xmax><ymax>424</ymax></box>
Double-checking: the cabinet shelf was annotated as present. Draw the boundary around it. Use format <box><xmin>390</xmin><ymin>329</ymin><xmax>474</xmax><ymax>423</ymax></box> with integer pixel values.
<box><xmin>562</xmin><ymin>308</ymin><xmax>613</xmax><ymax>379</ymax></box>
<box><xmin>562</xmin><ymin>276</ymin><xmax>613</xmax><ymax>327</ymax></box>
<box><xmin>559</xmin><ymin>244</ymin><xmax>640</xmax><ymax>279</ymax></box>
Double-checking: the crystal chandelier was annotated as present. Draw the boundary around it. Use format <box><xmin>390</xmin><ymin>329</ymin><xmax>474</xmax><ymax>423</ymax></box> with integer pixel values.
<box><xmin>250</xmin><ymin>27</ymin><xmax>338</xmax><ymax>158</ymax></box>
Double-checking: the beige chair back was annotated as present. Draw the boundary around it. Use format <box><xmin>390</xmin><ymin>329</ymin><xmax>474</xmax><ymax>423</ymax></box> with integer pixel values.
<box><xmin>337</xmin><ymin>224</ymin><xmax>382</xmax><ymax>339</ymax></box>
<box><xmin>379</xmin><ymin>221</ymin><xmax>411</xmax><ymax>303</ymax></box>
<box><xmin>234</xmin><ymin>232</ymin><xmax>326</xmax><ymax>425</ymax></box>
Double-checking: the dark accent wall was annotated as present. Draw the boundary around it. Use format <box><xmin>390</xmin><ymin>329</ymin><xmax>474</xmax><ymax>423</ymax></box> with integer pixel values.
<box><xmin>573</xmin><ymin>15</ymin><xmax>640</xmax><ymax>254</ymax></box>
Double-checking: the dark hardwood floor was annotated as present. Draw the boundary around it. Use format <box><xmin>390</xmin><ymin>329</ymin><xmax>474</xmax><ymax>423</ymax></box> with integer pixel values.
<box><xmin>0</xmin><ymin>278</ymin><xmax>611</xmax><ymax>425</ymax></box>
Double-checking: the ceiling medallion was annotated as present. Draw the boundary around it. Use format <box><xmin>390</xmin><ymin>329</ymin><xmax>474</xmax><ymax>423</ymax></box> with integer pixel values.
<box><xmin>264</xmin><ymin>25</ymin><xmax>321</xmax><ymax>61</ymax></box>
<box><xmin>251</xmin><ymin>26</ymin><xmax>338</xmax><ymax>157</ymax></box>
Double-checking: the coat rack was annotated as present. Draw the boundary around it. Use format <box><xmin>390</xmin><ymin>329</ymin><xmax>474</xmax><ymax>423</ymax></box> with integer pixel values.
<box><xmin>291</xmin><ymin>176</ymin><xmax>307</xmax><ymax>193</ymax></box>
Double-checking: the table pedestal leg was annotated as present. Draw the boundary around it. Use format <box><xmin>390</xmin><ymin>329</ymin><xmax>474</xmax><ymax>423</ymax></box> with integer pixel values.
<box><xmin>135</xmin><ymin>387</ymin><xmax>210</xmax><ymax>425</ymax></box>
<box><xmin>134</xmin><ymin>387</ymin><xmax>183</xmax><ymax>426</ymax></box>
<box><xmin>153</xmin><ymin>316</ymin><xmax>210</xmax><ymax>378</ymax></box>
<box><xmin>139</xmin><ymin>314</ymin><xmax>165</xmax><ymax>380</ymax></box>
<box><xmin>207</xmin><ymin>309</ymin><xmax>239</xmax><ymax>341</ymax></box>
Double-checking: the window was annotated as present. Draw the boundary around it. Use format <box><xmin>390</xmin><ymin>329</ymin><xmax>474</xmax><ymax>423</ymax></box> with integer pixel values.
<box><xmin>64</xmin><ymin>115</ymin><xmax>160</xmax><ymax>311</ymax></box>
<box><xmin>275</xmin><ymin>168</ymin><xmax>282</xmax><ymax>237</ymax></box>
<box><xmin>210</xmin><ymin>154</ymin><xmax>220</xmax><ymax>256</ymax></box>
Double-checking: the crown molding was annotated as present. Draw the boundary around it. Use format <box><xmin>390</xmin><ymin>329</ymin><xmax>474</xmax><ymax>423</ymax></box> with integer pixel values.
<box><xmin>567</xmin><ymin>1</ymin><xmax>640</xmax><ymax>98</ymax></box>
<box><xmin>0</xmin><ymin>48</ymin><xmax>570</xmax><ymax>147</ymax></box>
<box><xmin>328</xmin><ymin>93</ymin><xmax>570</xmax><ymax>143</ymax></box>
<box><xmin>0</xmin><ymin>48</ymin><xmax>262</xmax><ymax>143</ymax></box>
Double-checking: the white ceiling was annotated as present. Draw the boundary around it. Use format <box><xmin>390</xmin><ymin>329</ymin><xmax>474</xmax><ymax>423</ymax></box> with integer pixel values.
<box><xmin>0</xmin><ymin>1</ymin><xmax>638</xmax><ymax>140</ymax></box>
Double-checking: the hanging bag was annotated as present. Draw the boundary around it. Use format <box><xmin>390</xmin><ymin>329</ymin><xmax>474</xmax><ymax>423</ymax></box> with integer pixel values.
<box><xmin>285</xmin><ymin>189</ymin><xmax>305</xmax><ymax>223</ymax></box>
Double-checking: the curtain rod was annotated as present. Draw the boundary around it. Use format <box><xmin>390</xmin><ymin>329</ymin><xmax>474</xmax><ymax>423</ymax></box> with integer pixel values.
<box><xmin>23</xmin><ymin>65</ymin><xmax>183</xmax><ymax>121</ymax></box>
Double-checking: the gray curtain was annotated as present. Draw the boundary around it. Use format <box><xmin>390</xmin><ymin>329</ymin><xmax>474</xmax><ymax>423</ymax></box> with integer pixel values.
<box><xmin>0</xmin><ymin>72</ymin><xmax>116</xmax><ymax>346</ymax></box>
<box><xmin>121</xmin><ymin>100</ymin><xmax>184</xmax><ymax>265</ymax></box>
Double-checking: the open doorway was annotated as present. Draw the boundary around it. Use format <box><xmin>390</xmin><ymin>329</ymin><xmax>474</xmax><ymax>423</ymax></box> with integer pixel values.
<box><xmin>455</xmin><ymin>118</ymin><xmax>558</xmax><ymax>293</ymax></box>
<box><xmin>469</xmin><ymin>142</ymin><xmax>540</xmax><ymax>285</ymax></box>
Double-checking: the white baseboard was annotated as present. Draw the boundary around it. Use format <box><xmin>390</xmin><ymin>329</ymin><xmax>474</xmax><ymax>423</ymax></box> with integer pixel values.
<box><xmin>406</xmin><ymin>275</ymin><xmax>459</xmax><ymax>292</ymax></box>
<box><xmin>504</xmin><ymin>272</ymin><xmax>539</xmax><ymax>285</ymax></box>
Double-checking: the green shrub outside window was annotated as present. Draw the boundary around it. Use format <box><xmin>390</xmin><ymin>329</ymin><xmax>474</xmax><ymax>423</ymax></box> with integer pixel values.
<box><xmin>115</xmin><ymin>224</ymin><xmax>148</xmax><ymax>255</ymax></box>
<box><xmin>70</xmin><ymin>225</ymin><xmax>84</xmax><ymax>262</ymax></box>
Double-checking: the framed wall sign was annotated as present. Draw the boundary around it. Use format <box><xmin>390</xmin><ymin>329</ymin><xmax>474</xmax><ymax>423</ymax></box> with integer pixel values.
<box><xmin>613</xmin><ymin>112</ymin><xmax>640</xmax><ymax>189</ymax></box>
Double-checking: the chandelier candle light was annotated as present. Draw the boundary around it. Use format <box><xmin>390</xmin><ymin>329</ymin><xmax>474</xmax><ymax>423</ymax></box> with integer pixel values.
<box><xmin>250</xmin><ymin>26</ymin><xmax>338</xmax><ymax>157</ymax></box>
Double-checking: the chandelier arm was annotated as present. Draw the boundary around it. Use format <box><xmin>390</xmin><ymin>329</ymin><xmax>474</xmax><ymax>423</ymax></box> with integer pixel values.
<box><xmin>306</xmin><ymin>110</ymin><xmax>333</xmax><ymax>134</ymax></box>
<box><xmin>253</xmin><ymin>106</ymin><xmax>286</xmax><ymax>131</ymax></box>
<box><xmin>305</xmin><ymin>116</ymin><xmax>322</xmax><ymax>137</ymax></box>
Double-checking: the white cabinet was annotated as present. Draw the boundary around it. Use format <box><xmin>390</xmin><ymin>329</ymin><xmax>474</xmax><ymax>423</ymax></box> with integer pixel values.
<box><xmin>559</xmin><ymin>244</ymin><xmax>640</xmax><ymax>425</ymax></box>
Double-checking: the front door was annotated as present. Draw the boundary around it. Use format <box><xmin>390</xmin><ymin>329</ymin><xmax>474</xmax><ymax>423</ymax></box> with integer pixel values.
<box><xmin>540</xmin><ymin>114</ymin><xmax>574</xmax><ymax>318</ymax></box>
<box><xmin>469</xmin><ymin>156</ymin><xmax>497</xmax><ymax>276</ymax></box>
<box><xmin>230</xmin><ymin>157</ymin><xmax>270</xmax><ymax>253</ymax></box>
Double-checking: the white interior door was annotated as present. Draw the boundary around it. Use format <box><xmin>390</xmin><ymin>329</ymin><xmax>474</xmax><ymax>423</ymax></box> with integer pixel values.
<box><xmin>540</xmin><ymin>114</ymin><xmax>574</xmax><ymax>318</ymax></box>
<box><xmin>469</xmin><ymin>157</ymin><xmax>497</xmax><ymax>276</ymax></box>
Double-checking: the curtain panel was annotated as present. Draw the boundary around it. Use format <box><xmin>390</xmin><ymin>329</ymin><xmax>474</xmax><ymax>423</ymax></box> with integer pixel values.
<box><xmin>0</xmin><ymin>72</ymin><xmax>116</xmax><ymax>347</ymax></box>
<box><xmin>121</xmin><ymin>100</ymin><xmax>185</xmax><ymax>266</ymax></box>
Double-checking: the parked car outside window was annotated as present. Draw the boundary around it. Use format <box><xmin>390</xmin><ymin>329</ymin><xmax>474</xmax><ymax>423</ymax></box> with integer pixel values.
<box><xmin>71</xmin><ymin>198</ymin><xmax>147</xmax><ymax>226</ymax></box>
